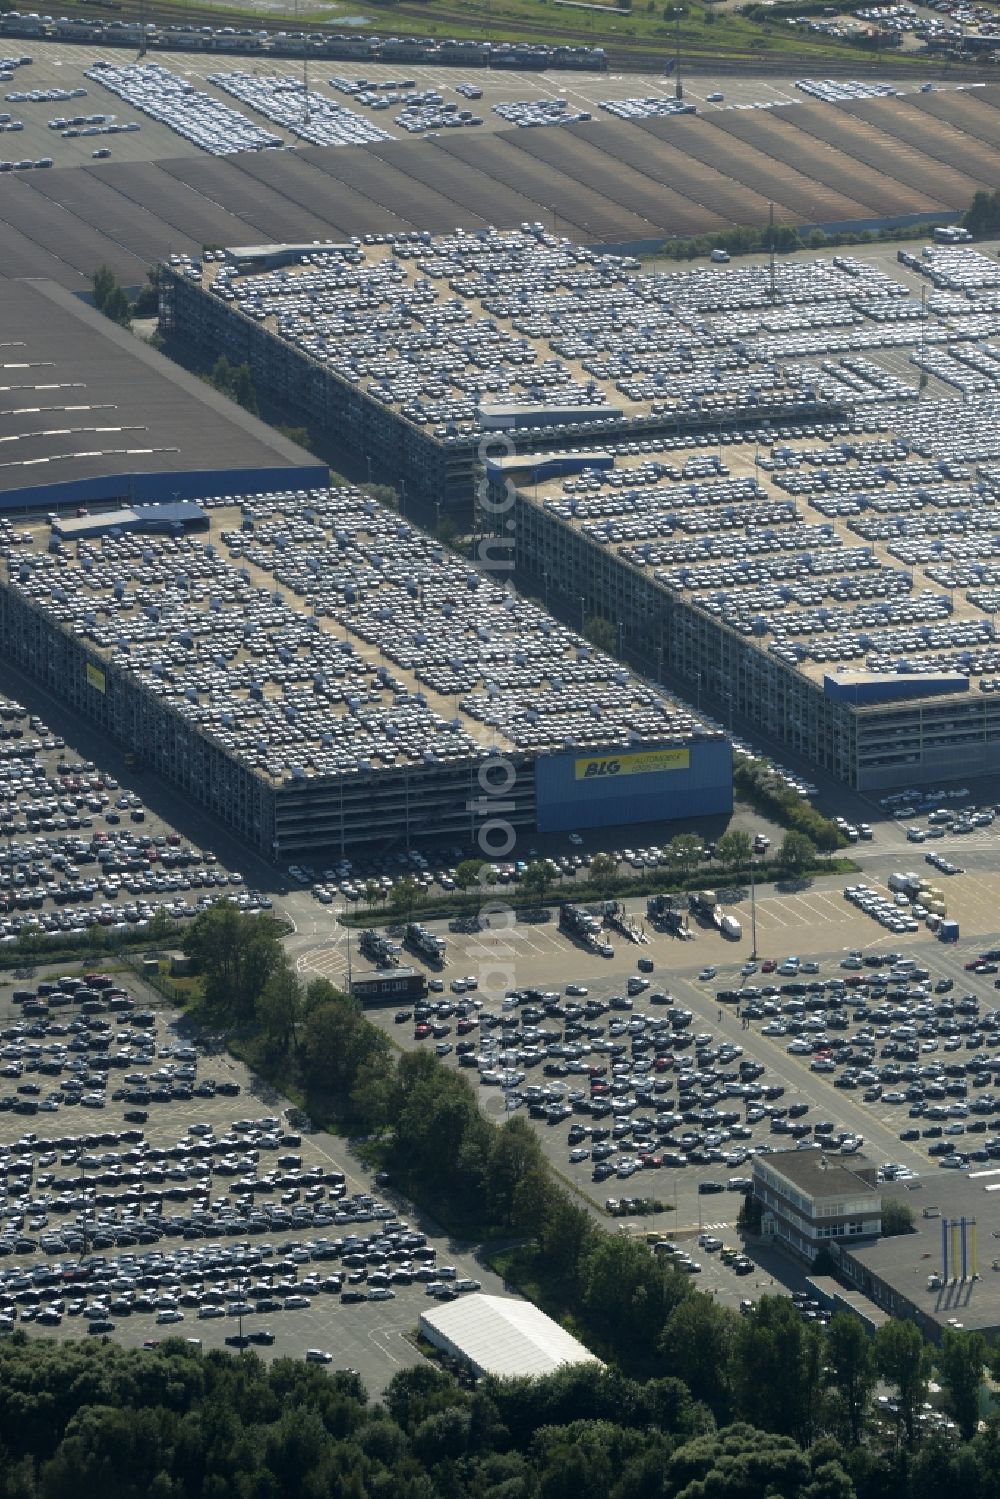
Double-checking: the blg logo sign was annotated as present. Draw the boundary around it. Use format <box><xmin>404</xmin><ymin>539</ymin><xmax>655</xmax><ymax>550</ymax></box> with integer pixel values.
<box><xmin>574</xmin><ymin>748</ymin><xmax>691</xmax><ymax>780</ymax></box>
<box><xmin>582</xmin><ymin>759</ymin><xmax>621</xmax><ymax>779</ymax></box>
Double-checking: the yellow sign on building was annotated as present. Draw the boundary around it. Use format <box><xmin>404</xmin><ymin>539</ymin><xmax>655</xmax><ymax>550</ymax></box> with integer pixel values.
<box><xmin>85</xmin><ymin>663</ymin><xmax>106</xmax><ymax>694</ymax></box>
<box><xmin>574</xmin><ymin>748</ymin><xmax>690</xmax><ymax>781</ymax></box>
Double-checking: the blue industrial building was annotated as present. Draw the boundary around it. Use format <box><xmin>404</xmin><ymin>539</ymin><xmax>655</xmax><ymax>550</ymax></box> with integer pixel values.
<box><xmin>535</xmin><ymin>737</ymin><xmax>733</xmax><ymax>832</ymax></box>
<box><xmin>823</xmin><ymin>671</ymin><xmax>970</xmax><ymax>706</ymax></box>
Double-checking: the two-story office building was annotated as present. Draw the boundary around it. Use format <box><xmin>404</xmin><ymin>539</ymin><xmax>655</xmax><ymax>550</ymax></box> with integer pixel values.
<box><xmin>752</xmin><ymin>1150</ymin><xmax>883</xmax><ymax>1263</ymax></box>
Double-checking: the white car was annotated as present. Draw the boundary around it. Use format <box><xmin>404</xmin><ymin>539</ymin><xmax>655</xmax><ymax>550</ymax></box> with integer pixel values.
<box><xmin>698</xmin><ymin>967</ymin><xmax>717</xmax><ymax>981</ymax></box>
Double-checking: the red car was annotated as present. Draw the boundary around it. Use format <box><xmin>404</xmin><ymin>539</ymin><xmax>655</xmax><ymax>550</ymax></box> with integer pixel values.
<box><xmin>761</xmin><ymin>959</ymin><xmax>777</xmax><ymax>973</ymax></box>
<box><xmin>413</xmin><ymin>1024</ymin><xmax>430</xmax><ymax>1040</ymax></box>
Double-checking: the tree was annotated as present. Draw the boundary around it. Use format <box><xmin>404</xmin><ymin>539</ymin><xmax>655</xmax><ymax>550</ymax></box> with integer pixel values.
<box><xmin>276</xmin><ymin>424</ymin><xmax>314</xmax><ymax>452</ymax></box>
<box><xmin>92</xmin><ymin>265</ymin><xmax>131</xmax><ymax>326</ymax></box>
<box><xmin>487</xmin><ymin>1118</ymin><xmax>545</xmax><ymax>1227</ymax></box>
<box><xmin>737</xmin><ymin>1193</ymin><xmax>762</xmax><ymax>1234</ymax></box>
<box><xmin>388</xmin><ymin>1059</ymin><xmax>489</xmax><ymax>1209</ymax></box>
<box><xmin>668</xmin><ymin>834</ymin><xmax>703</xmax><ymax>878</ymax></box>
<box><xmin>131</xmin><ymin>264</ymin><xmax>160</xmax><ymax>318</ymax></box>
<box><xmin>511</xmin><ymin>1166</ymin><xmax>551</xmax><ymax>1237</ymax></box>
<box><xmin>231</xmin><ymin>363</ymin><xmax>259</xmax><ymax>415</ymax></box>
<box><xmin>92</xmin><ymin>265</ymin><xmax>116</xmax><ymax>310</ymax></box>
<box><xmin>964</xmin><ymin>187</ymin><xmax>1000</xmax><ymax>236</ymax></box>
<box><xmin>383</xmin><ymin>1364</ymin><xmax>466</xmax><ymax>1433</ymax></box>
<box><xmin>91</xmin><ymin>266</ymin><xmax>131</xmax><ymax>331</ymax></box>
<box><xmin>875</xmin><ymin>1317</ymin><xmax>929</xmax><ymax>1444</ymax></box>
<box><xmin>659</xmin><ymin>1292</ymin><xmax>738</xmax><ymax>1419</ymax></box>
<box><xmin>779</xmin><ymin>830</ymin><xmax>816</xmax><ymax>874</ymax></box>
<box><xmin>301</xmin><ymin>991</ymin><xmax>388</xmax><ymax>1097</ymax></box>
<box><xmin>583</xmin><ymin>615</ymin><xmax>616</xmax><ymax>654</ymax></box>
<box><xmin>256</xmin><ymin>956</ymin><xmax>302</xmax><ymax>1053</ymax></box>
<box><xmin>582</xmin><ymin>1236</ymin><xmax>690</xmax><ymax>1359</ymax></box>
<box><xmin>590</xmin><ymin>852</ymin><xmax>617</xmax><ymax>899</ymax></box>
<box><xmin>207</xmin><ymin>355</ymin><xmax>258</xmax><ymax>414</ymax></box>
<box><xmin>182</xmin><ymin>905</ymin><xmax>283</xmax><ymax>1023</ymax></box>
<box><xmin>388</xmin><ymin>876</ymin><xmax>419</xmax><ymax>922</ymax></box>
<box><xmin>666</xmin><ymin>1423</ymin><xmax>811</xmax><ymax>1499</ymax></box>
<box><xmin>454</xmin><ymin>859</ymin><xmax>488</xmax><ymax>914</ymax></box>
<box><xmin>825</xmin><ymin>1313</ymin><xmax>875</xmax><ymax>1446</ymax></box>
<box><xmin>541</xmin><ymin>1190</ymin><xmax>597</xmax><ymax>1281</ymax></box>
<box><xmin>147</xmin><ymin>906</ymin><xmax>173</xmax><ymax>944</ymax></box>
<box><xmin>715</xmin><ymin>829</ymin><xmax>752</xmax><ymax>873</ymax></box>
<box><xmin>880</xmin><ymin>1199</ymin><xmax>915</xmax><ymax>1237</ymax></box>
<box><xmin>732</xmin><ymin>1296</ymin><xmax>824</xmax><ymax>1443</ymax></box>
<box><xmin>363</xmin><ymin>879</ymin><xmax>381</xmax><ymax>918</ymax></box>
<box><xmin>801</xmin><ymin>1461</ymin><xmax>857</xmax><ymax>1499</ymax></box>
<box><xmin>939</xmin><ymin>1327</ymin><xmax>988</xmax><ymax>1440</ymax></box>
<box><xmin>522</xmin><ymin>861</ymin><xmax>554</xmax><ymax>905</ymax></box>
<box><xmin>103</xmin><ymin>285</ymin><xmax>132</xmax><ymax>329</ymax></box>
<box><xmin>348</xmin><ymin>1049</ymin><xmax>397</xmax><ymax>1132</ymax></box>
<box><xmin>364</xmin><ymin>483</ymin><xmax>398</xmax><ymax>509</ymax></box>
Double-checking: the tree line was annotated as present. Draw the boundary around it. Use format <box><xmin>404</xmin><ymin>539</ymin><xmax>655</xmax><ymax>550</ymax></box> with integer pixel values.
<box><xmin>343</xmin><ymin>833</ymin><xmax>842</xmax><ymax>934</ymax></box>
<box><xmin>0</xmin><ymin>1296</ymin><xmax>996</xmax><ymax>1499</ymax></box>
<box><xmin>733</xmin><ymin>754</ymin><xmax>842</xmax><ymax>852</ymax></box>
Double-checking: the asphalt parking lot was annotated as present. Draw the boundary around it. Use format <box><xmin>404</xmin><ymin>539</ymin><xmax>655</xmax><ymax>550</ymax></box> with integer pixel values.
<box><xmin>0</xmin><ymin>965</ymin><xmax>507</xmax><ymax>1391</ymax></box>
<box><xmin>0</xmin><ymin>686</ymin><xmax>272</xmax><ymax>947</ymax></box>
<box><xmin>335</xmin><ymin>812</ymin><xmax>1000</xmax><ymax>1264</ymax></box>
<box><xmin>7</xmin><ymin>603</ymin><xmax>1000</xmax><ymax>1320</ymax></box>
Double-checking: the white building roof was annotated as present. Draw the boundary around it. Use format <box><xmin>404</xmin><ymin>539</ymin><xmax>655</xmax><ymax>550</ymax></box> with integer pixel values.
<box><xmin>418</xmin><ymin>1294</ymin><xmax>601</xmax><ymax>1380</ymax></box>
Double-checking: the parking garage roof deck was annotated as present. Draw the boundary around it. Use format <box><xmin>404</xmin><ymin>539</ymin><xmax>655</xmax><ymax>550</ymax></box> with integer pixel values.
<box><xmin>515</xmin><ymin>246</ymin><xmax>1000</xmax><ymax>703</ymax></box>
<box><xmin>197</xmin><ymin>232</ymin><xmax>1000</xmax><ymax>450</ymax></box>
<box><xmin>197</xmin><ymin>229</ymin><xmax>889</xmax><ymax>440</ymax></box>
<box><xmin>4</xmin><ymin>489</ymin><xmax>714</xmax><ymax>787</ymax></box>
<box><xmin>528</xmin><ymin>421</ymin><xmax>1000</xmax><ymax>696</ymax></box>
<box><xmin>198</xmin><ymin>234</ymin><xmax>659</xmax><ymax>436</ymax></box>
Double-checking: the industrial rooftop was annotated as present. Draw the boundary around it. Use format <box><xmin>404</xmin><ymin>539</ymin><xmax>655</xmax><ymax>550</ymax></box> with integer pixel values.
<box><xmin>6</xmin><ymin>71</ymin><xmax>1000</xmax><ymax>290</ymax></box>
<box><xmin>840</xmin><ymin>1173</ymin><xmax>1000</xmax><ymax>1337</ymax></box>
<box><xmin>419</xmin><ymin>1293</ymin><xmax>601</xmax><ymax>1380</ymax></box>
<box><xmin>0</xmin><ymin>278</ymin><xmax>323</xmax><ymax>505</ymax></box>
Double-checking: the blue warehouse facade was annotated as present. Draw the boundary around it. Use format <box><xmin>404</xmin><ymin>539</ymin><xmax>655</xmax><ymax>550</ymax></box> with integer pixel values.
<box><xmin>535</xmin><ymin>738</ymin><xmax>733</xmax><ymax>832</ymax></box>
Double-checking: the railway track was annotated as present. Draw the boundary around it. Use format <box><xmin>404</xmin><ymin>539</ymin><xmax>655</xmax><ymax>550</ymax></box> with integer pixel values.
<box><xmin>42</xmin><ymin>0</ymin><xmax>997</xmax><ymax>75</ymax></box>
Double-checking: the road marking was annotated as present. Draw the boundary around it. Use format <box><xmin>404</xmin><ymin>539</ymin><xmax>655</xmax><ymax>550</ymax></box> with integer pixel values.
<box><xmin>368</xmin><ymin>1326</ymin><xmax>408</xmax><ymax>1365</ymax></box>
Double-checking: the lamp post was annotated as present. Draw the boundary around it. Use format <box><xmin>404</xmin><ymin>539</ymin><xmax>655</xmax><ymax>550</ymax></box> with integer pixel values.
<box><xmin>580</xmin><ymin>595</ymin><xmax>586</xmax><ymax>634</ymax></box>
<box><xmin>671</xmin><ymin>8</ymin><xmax>684</xmax><ymax>101</ymax></box>
<box><xmin>750</xmin><ymin>854</ymin><xmax>758</xmax><ymax>962</ymax></box>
